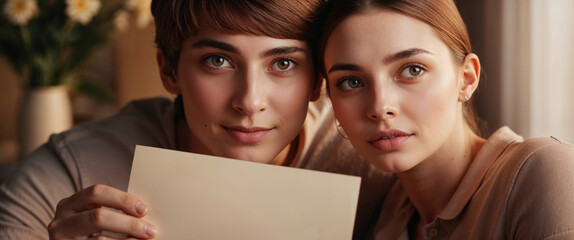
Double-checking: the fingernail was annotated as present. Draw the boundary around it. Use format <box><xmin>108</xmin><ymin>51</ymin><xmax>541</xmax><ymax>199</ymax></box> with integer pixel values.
<box><xmin>136</xmin><ymin>202</ymin><xmax>148</xmax><ymax>216</ymax></box>
<box><xmin>145</xmin><ymin>224</ymin><xmax>157</xmax><ymax>237</ymax></box>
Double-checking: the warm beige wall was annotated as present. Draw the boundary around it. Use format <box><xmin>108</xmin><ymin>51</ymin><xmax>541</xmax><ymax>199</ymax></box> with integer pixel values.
<box><xmin>114</xmin><ymin>24</ymin><xmax>172</xmax><ymax>107</ymax></box>
<box><xmin>0</xmin><ymin>59</ymin><xmax>22</xmax><ymax>140</ymax></box>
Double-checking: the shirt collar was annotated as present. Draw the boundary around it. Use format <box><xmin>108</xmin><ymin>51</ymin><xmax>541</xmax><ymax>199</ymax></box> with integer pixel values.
<box><xmin>438</xmin><ymin>126</ymin><xmax>523</xmax><ymax>220</ymax></box>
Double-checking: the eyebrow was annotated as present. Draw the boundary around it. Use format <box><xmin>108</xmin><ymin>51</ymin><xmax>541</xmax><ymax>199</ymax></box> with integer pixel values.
<box><xmin>328</xmin><ymin>63</ymin><xmax>362</xmax><ymax>74</ymax></box>
<box><xmin>191</xmin><ymin>39</ymin><xmax>238</xmax><ymax>53</ymax></box>
<box><xmin>191</xmin><ymin>39</ymin><xmax>305</xmax><ymax>57</ymax></box>
<box><xmin>383</xmin><ymin>48</ymin><xmax>432</xmax><ymax>64</ymax></box>
<box><xmin>262</xmin><ymin>46</ymin><xmax>306</xmax><ymax>58</ymax></box>
<box><xmin>327</xmin><ymin>48</ymin><xmax>432</xmax><ymax>74</ymax></box>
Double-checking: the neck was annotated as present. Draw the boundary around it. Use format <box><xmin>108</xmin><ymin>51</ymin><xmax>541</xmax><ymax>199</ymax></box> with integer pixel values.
<box><xmin>175</xmin><ymin>118</ymin><xmax>212</xmax><ymax>156</ymax></box>
<box><xmin>397</xmin><ymin>126</ymin><xmax>485</xmax><ymax>225</ymax></box>
<box><xmin>270</xmin><ymin>130</ymin><xmax>303</xmax><ymax>166</ymax></box>
<box><xmin>175</xmin><ymin>118</ymin><xmax>191</xmax><ymax>152</ymax></box>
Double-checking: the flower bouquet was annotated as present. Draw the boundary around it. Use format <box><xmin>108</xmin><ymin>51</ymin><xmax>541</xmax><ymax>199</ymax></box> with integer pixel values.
<box><xmin>1</xmin><ymin>0</ymin><xmax>152</xmax><ymax>157</ymax></box>
<box><xmin>0</xmin><ymin>0</ymin><xmax>151</xmax><ymax>101</ymax></box>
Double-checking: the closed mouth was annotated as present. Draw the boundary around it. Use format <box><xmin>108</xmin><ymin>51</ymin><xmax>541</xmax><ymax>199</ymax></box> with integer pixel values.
<box><xmin>368</xmin><ymin>129</ymin><xmax>412</xmax><ymax>143</ymax></box>
<box><xmin>224</xmin><ymin>126</ymin><xmax>272</xmax><ymax>133</ymax></box>
<box><xmin>223</xmin><ymin>125</ymin><xmax>273</xmax><ymax>143</ymax></box>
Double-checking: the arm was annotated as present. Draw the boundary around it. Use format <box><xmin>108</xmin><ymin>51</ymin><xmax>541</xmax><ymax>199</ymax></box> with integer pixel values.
<box><xmin>0</xmin><ymin>145</ymin><xmax>156</xmax><ymax>239</ymax></box>
<box><xmin>0</xmin><ymin>145</ymin><xmax>71</xmax><ymax>239</ymax></box>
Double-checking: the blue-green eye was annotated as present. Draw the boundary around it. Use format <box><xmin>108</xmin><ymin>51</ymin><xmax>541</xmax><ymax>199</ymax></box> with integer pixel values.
<box><xmin>337</xmin><ymin>77</ymin><xmax>364</xmax><ymax>90</ymax></box>
<box><xmin>273</xmin><ymin>59</ymin><xmax>295</xmax><ymax>71</ymax></box>
<box><xmin>205</xmin><ymin>55</ymin><xmax>231</xmax><ymax>68</ymax></box>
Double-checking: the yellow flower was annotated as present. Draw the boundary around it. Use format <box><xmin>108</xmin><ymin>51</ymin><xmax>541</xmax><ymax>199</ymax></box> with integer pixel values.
<box><xmin>2</xmin><ymin>0</ymin><xmax>39</xmax><ymax>26</ymax></box>
<box><xmin>65</xmin><ymin>0</ymin><xmax>101</xmax><ymax>25</ymax></box>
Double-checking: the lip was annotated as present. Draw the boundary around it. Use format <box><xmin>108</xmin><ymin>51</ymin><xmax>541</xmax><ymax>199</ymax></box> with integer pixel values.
<box><xmin>224</xmin><ymin>125</ymin><xmax>273</xmax><ymax>143</ymax></box>
<box><xmin>368</xmin><ymin>129</ymin><xmax>413</xmax><ymax>152</ymax></box>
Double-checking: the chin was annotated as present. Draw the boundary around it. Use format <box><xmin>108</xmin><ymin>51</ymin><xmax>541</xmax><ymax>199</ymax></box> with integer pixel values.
<box><xmin>221</xmin><ymin>150</ymin><xmax>276</xmax><ymax>164</ymax></box>
<box><xmin>367</xmin><ymin>155</ymin><xmax>412</xmax><ymax>173</ymax></box>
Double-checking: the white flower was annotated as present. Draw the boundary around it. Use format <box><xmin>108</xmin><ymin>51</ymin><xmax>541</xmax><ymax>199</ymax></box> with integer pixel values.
<box><xmin>113</xmin><ymin>10</ymin><xmax>129</xmax><ymax>31</ymax></box>
<box><xmin>135</xmin><ymin>10</ymin><xmax>152</xmax><ymax>29</ymax></box>
<box><xmin>65</xmin><ymin>0</ymin><xmax>101</xmax><ymax>25</ymax></box>
<box><xmin>125</xmin><ymin>0</ymin><xmax>140</xmax><ymax>10</ymax></box>
<box><xmin>126</xmin><ymin>0</ymin><xmax>151</xmax><ymax>28</ymax></box>
<box><xmin>2</xmin><ymin>0</ymin><xmax>39</xmax><ymax>26</ymax></box>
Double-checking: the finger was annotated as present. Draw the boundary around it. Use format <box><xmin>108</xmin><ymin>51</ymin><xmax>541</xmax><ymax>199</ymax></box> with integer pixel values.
<box><xmin>61</xmin><ymin>184</ymin><xmax>148</xmax><ymax>217</ymax></box>
<box><xmin>86</xmin><ymin>237</ymin><xmax>144</xmax><ymax>240</ymax></box>
<box><xmin>86</xmin><ymin>237</ymin><xmax>143</xmax><ymax>240</ymax></box>
<box><xmin>50</xmin><ymin>207</ymin><xmax>157</xmax><ymax>239</ymax></box>
<box><xmin>85</xmin><ymin>234</ymin><xmax>144</xmax><ymax>240</ymax></box>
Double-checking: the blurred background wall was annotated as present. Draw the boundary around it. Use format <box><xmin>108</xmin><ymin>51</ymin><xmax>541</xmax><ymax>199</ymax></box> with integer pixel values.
<box><xmin>459</xmin><ymin>0</ymin><xmax>574</xmax><ymax>143</ymax></box>
<box><xmin>0</xmin><ymin>22</ymin><xmax>170</xmax><ymax>166</ymax></box>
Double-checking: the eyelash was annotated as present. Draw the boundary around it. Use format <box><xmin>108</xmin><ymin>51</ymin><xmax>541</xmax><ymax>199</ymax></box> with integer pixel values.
<box><xmin>335</xmin><ymin>76</ymin><xmax>364</xmax><ymax>91</ymax></box>
<box><xmin>397</xmin><ymin>64</ymin><xmax>426</xmax><ymax>81</ymax></box>
<box><xmin>271</xmin><ymin>58</ymin><xmax>298</xmax><ymax>72</ymax></box>
<box><xmin>333</xmin><ymin>63</ymin><xmax>427</xmax><ymax>91</ymax></box>
<box><xmin>201</xmin><ymin>55</ymin><xmax>299</xmax><ymax>73</ymax></box>
<box><xmin>202</xmin><ymin>54</ymin><xmax>232</xmax><ymax>69</ymax></box>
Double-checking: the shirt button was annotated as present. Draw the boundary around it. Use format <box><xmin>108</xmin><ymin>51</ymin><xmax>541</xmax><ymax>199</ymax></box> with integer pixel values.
<box><xmin>428</xmin><ymin>227</ymin><xmax>439</xmax><ymax>237</ymax></box>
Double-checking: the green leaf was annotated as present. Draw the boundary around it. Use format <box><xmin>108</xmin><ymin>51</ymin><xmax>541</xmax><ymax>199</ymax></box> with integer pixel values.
<box><xmin>70</xmin><ymin>79</ymin><xmax>115</xmax><ymax>104</ymax></box>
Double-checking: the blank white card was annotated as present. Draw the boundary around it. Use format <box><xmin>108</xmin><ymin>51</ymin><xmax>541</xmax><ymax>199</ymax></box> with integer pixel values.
<box><xmin>127</xmin><ymin>145</ymin><xmax>361</xmax><ymax>240</ymax></box>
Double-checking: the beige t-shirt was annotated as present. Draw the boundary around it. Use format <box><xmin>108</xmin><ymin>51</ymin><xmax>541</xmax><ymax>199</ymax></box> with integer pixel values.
<box><xmin>370</xmin><ymin>127</ymin><xmax>574</xmax><ymax>240</ymax></box>
<box><xmin>0</xmin><ymin>97</ymin><xmax>392</xmax><ymax>240</ymax></box>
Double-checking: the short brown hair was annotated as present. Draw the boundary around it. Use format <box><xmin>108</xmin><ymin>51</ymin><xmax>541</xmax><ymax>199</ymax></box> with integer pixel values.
<box><xmin>317</xmin><ymin>0</ymin><xmax>483</xmax><ymax>136</ymax></box>
<box><xmin>151</xmin><ymin>0</ymin><xmax>325</xmax><ymax>74</ymax></box>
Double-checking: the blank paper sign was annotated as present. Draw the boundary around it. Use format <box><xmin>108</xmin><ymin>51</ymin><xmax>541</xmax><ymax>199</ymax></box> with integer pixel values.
<box><xmin>127</xmin><ymin>145</ymin><xmax>361</xmax><ymax>240</ymax></box>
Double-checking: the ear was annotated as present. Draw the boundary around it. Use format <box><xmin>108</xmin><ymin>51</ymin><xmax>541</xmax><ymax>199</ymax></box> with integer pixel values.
<box><xmin>156</xmin><ymin>50</ymin><xmax>181</xmax><ymax>94</ymax></box>
<box><xmin>309</xmin><ymin>75</ymin><xmax>324</xmax><ymax>102</ymax></box>
<box><xmin>459</xmin><ymin>53</ymin><xmax>480</xmax><ymax>102</ymax></box>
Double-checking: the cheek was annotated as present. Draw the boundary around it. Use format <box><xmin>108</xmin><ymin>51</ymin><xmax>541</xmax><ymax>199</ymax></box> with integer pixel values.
<box><xmin>405</xmin><ymin>82</ymin><xmax>458</xmax><ymax>130</ymax></box>
<box><xmin>331</xmin><ymin>97</ymin><xmax>363</xmax><ymax>134</ymax></box>
<box><xmin>271</xmin><ymin>70</ymin><xmax>315</xmax><ymax>115</ymax></box>
<box><xmin>179</xmin><ymin>74</ymin><xmax>231</xmax><ymax>121</ymax></box>
<box><xmin>274</xmin><ymin>89</ymin><xmax>309</xmax><ymax>124</ymax></box>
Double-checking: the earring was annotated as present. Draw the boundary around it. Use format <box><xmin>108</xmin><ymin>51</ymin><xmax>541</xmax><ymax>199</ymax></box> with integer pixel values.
<box><xmin>459</xmin><ymin>95</ymin><xmax>470</xmax><ymax>102</ymax></box>
<box><xmin>335</xmin><ymin>121</ymin><xmax>349</xmax><ymax>139</ymax></box>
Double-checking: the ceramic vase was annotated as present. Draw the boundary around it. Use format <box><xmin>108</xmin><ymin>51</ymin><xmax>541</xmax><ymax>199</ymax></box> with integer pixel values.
<box><xmin>18</xmin><ymin>85</ymin><xmax>72</xmax><ymax>158</ymax></box>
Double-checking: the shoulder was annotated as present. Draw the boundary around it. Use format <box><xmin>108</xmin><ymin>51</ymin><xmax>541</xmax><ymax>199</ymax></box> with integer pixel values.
<box><xmin>499</xmin><ymin>135</ymin><xmax>574</xmax><ymax>238</ymax></box>
<box><xmin>45</xmin><ymin>97</ymin><xmax>177</xmax><ymax>189</ymax></box>
<box><xmin>57</xmin><ymin>97</ymin><xmax>176</xmax><ymax>149</ymax></box>
<box><xmin>503</xmin><ymin>136</ymin><xmax>574</xmax><ymax>180</ymax></box>
<box><xmin>506</xmin><ymin>135</ymin><xmax>574</xmax><ymax>198</ymax></box>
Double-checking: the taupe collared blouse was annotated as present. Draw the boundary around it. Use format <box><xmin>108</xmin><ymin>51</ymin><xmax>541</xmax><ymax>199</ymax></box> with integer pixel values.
<box><xmin>371</xmin><ymin>127</ymin><xmax>574</xmax><ymax>240</ymax></box>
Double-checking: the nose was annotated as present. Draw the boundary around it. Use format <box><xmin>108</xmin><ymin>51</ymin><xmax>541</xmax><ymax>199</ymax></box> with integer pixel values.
<box><xmin>232</xmin><ymin>69</ymin><xmax>267</xmax><ymax>115</ymax></box>
<box><xmin>367</xmin><ymin>85</ymin><xmax>398</xmax><ymax>121</ymax></box>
